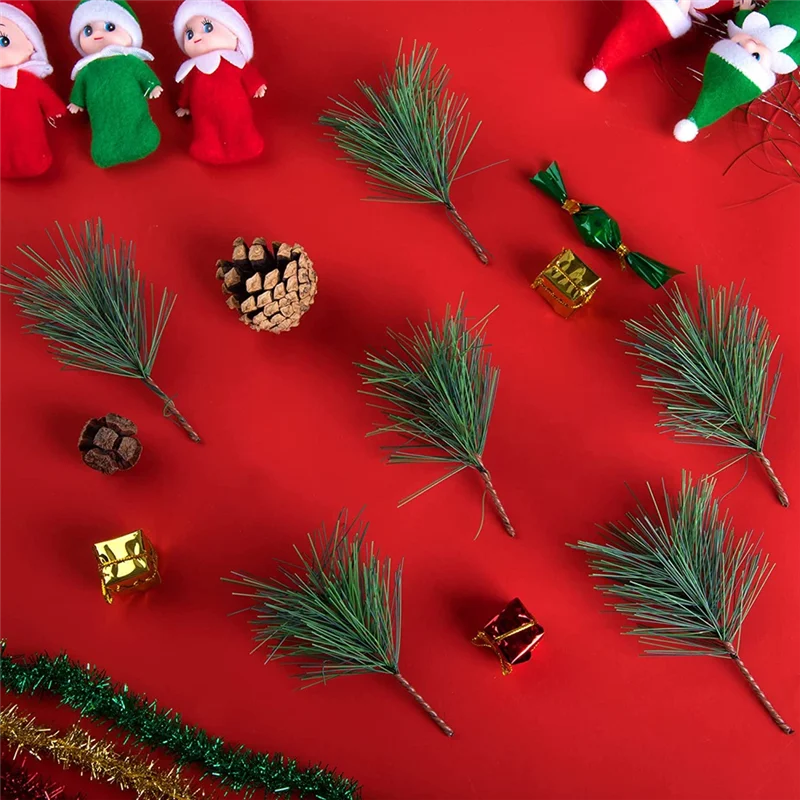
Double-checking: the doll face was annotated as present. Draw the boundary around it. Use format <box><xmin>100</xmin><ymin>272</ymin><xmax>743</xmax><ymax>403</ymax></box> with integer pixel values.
<box><xmin>78</xmin><ymin>19</ymin><xmax>133</xmax><ymax>54</ymax></box>
<box><xmin>182</xmin><ymin>15</ymin><xmax>237</xmax><ymax>56</ymax></box>
<box><xmin>0</xmin><ymin>16</ymin><xmax>35</xmax><ymax>68</ymax></box>
<box><xmin>730</xmin><ymin>32</ymin><xmax>773</xmax><ymax>70</ymax></box>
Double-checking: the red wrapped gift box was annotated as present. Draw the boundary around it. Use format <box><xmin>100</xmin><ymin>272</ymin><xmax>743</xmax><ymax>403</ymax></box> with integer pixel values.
<box><xmin>472</xmin><ymin>598</ymin><xmax>544</xmax><ymax>675</ymax></box>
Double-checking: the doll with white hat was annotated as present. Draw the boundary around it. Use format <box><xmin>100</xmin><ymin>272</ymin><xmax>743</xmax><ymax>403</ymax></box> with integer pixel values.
<box><xmin>67</xmin><ymin>0</ymin><xmax>162</xmax><ymax>167</ymax></box>
<box><xmin>675</xmin><ymin>0</ymin><xmax>800</xmax><ymax>141</ymax></box>
<box><xmin>0</xmin><ymin>1</ymin><xmax>66</xmax><ymax>179</ymax></box>
<box><xmin>173</xmin><ymin>0</ymin><xmax>267</xmax><ymax>165</ymax></box>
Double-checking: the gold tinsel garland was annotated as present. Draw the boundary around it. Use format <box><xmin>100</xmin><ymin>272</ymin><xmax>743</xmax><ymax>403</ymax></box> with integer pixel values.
<box><xmin>1</xmin><ymin>705</ymin><xmax>202</xmax><ymax>800</ymax></box>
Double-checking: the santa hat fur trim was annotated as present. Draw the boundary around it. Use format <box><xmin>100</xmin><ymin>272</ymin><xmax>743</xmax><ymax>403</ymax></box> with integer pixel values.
<box><xmin>0</xmin><ymin>1</ymin><xmax>48</xmax><ymax>62</ymax></box>
<box><xmin>173</xmin><ymin>0</ymin><xmax>253</xmax><ymax>61</ymax></box>
<box><xmin>70</xmin><ymin>0</ymin><xmax>142</xmax><ymax>52</ymax></box>
<box><xmin>647</xmin><ymin>0</ymin><xmax>693</xmax><ymax>38</ymax></box>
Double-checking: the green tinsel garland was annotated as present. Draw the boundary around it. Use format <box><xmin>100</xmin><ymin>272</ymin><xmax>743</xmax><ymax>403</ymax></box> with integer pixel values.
<box><xmin>0</xmin><ymin>644</ymin><xmax>360</xmax><ymax>800</ymax></box>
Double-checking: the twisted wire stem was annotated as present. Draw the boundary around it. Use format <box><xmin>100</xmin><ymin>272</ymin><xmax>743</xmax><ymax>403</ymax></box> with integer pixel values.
<box><xmin>395</xmin><ymin>674</ymin><xmax>453</xmax><ymax>737</ymax></box>
<box><xmin>143</xmin><ymin>377</ymin><xmax>201</xmax><ymax>443</ymax></box>
<box><xmin>476</xmin><ymin>461</ymin><xmax>516</xmax><ymax>537</ymax></box>
<box><xmin>725</xmin><ymin>642</ymin><xmax>794</xmax><ymax>735</ymax></box>
<box><xmin>444</xmin><ymin>205</ymin><xmax>490</xmax><ymax>264</ymax></box>
<box><xmin>755</xmin><ymin>451</ymin><xmax>789</xmax><ymax>507</ymax></box>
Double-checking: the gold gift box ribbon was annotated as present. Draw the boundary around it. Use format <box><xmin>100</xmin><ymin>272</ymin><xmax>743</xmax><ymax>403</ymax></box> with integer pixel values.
<box><xmin>471</xmin><ymin>621</ymin><xmax>538</xmax><ymax>676</ymax></box>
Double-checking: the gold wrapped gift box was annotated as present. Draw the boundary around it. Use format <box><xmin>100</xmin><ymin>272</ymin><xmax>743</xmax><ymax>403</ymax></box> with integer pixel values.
<box><xmin>93</xmin><ymin>529</ymin><xmax>160</xmax><ymax>604</ymax></box>
<box><xmin>532</xmin><ymin>248</ymin><xmax>601</xmax><ymax>318</ymax></box>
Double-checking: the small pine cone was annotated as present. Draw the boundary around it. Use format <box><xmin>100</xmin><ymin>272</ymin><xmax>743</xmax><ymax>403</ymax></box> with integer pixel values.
<box><xmin>216</xmin><ymin>236</ymin><xmax>318</xmax><ymax>334</ymax></box>
<box><xmin>78</xmin><ymin>413</ymin><xmax>142</xmax><ymax>475</ymax></box>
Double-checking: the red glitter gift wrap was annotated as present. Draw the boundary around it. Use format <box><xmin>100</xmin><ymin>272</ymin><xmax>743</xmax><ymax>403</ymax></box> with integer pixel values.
<box><xmin>472</xmin><ymin>598</ymin><xmax>544</xmax><ymax>675</ymax></box>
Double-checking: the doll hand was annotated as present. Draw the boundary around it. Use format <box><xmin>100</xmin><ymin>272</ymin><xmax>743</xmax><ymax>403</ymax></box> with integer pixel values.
<box><xmin>149</xmin><ymin>86</ymin><xmax>163</xmax><ymax>100</ymax></box>
<box><xmin>253</xmin><ymin>84</ymin><xmax>267</xmax><ymax>99</ymax></box>
<box><xmin>67</xmin><ymin>103</ymin><xmax>84</xmax><ymax>114</ymax></box>
<box><xmin>175</xmin><ymin>107</ymin><xmax>190</xmax><ymax>118</ymax></box>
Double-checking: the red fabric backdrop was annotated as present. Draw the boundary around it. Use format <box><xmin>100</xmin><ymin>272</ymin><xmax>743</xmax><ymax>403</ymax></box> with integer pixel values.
<box><xmin>2</xmin><ymin>2</ymin><xmax>798</xmax><ymax>799</ymax></box>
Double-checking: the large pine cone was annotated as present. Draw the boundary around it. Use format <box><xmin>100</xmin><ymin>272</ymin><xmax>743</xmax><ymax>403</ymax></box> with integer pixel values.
<box><xmin>78</xmin><ymin>413</ymin><xmax>142</xmax><ymax>475</ymax></box>
<box><xmin>216</xmin><ymin>237</ymin><xmax>318</xmax><ymax>334</ymax></box>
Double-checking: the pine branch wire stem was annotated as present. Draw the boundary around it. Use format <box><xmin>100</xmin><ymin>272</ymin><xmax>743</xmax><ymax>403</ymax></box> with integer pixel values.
<box><xmin>476</xmin><ymin>459</ymin><xmax>516</xmax><ymax>537</ymax></box>
<box><xmin>755</xmin><ymin>451</ymin><xmax>789</xmax><ymax>507</ymax></box>
<box><xmin>395</xmin><ymin>673</ymin><xmax>453</xmax><ymax>737</ymax></box>
<box><xmin>143</xmin><ymin>377</ymin><xmax>201</xmax><ymax>443</ymax></box>
<box><xmin>724</xmin><ymin>642</ymin><xmax>794</xmax><ymax>734</ymax></box>
<box><xmin>445</xmin><ymin>205</ymin><xmax>489</xmax><ymax>264</ymax></box>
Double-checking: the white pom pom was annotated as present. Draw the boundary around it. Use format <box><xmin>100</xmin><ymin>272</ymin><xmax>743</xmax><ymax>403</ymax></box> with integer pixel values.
<box><xmin>674</xmin><ymin>119</ymin><xmax>699</xmax><ymax>142</ymax></box>
<box><xmin>583</xmin><ymin>68</ymin><xmax>607</xmax><ymax>92</ymax></box>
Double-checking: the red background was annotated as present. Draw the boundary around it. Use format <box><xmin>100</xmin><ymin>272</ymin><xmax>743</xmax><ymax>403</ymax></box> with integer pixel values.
<box><xmin>2</xmin><ymin>2</ymin><xmax>799</xmax><ymax>799</ymax></box>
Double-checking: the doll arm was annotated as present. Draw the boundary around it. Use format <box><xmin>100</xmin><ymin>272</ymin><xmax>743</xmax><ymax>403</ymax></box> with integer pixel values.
<box><xmin>241</xmin><ymin>62</ymin><xmax>267</xmax><ymax>98</ymax></box>
<box><xmin>133</xmin><ymin>59</ymin><xmax>162</xmax><ymax>97</ymax></box>
<box><xmin>38</xmin><ymin>80</ymin><xmax>67</xmax><ymax>121</ymax></box>
<box><xmin>176</xmin><ymin>75</ymin><xmax>191</xmax><ymax>115</ymax></box>
<box><xmin>68</xmin><ymin>72</ymin><xmax>86</xmax><ymax>111</ymax></box>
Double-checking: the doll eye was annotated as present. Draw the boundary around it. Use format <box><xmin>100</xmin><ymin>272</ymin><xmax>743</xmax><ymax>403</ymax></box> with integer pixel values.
<box><xmin>83</xmin><ymin>24</ymin><xmax>93</xmax><ymax>36</ymax></box>
<box><xmin>752</xmin><ymin>52</ymin><xmax>761</xmax><ymax>61</ymax></box>
<box><xmin>0</xmin><ymin>35</ymin><xmax>9</xmax><ymax>47</ymax></box>
<box><xmin>202</xmin><ymin>20</ymin><xmax>214</xmax><ymax>33</ymax></box>
<box><xmin>104</xmin><ymin>21</ymin><xmax>116</xmax><ymax>32</ymax></box>
<box><xmin>185</xmin><ymin>28</ymin><xmax>194</xmax><ymax>40</ymax></box>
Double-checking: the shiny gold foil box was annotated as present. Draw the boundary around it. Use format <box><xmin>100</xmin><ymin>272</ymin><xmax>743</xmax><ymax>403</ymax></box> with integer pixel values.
<box><xmin>532</xmin><ymin>248</ymin><xmax>601</xmax><ymax>318</ymax></box>
<box><xmin>93</xmin><ymin>529</ymin><xmax>160</xmax><ymax>603</ymax></box>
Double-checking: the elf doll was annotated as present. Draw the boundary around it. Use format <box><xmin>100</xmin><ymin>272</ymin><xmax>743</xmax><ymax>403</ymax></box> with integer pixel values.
<box><xmin>172</xmin><ymin>0</ymin><xmax>267</xmax><ymax>165</ymax></box>
<box><xmin>675</xmin><ymin>0</ymin><xmax>800</xmax><ymax>141</ymax></box>
<box><xmin>67</xmin><ymin>0</ymin><xmax>162</xmax><ymax>168</ymax></box>
<box><xmin>584</xmin><ymin>0</ymin><xmax>754</xmax><ymax>92</ymax></box>
<box><xmin>0</xmin><ymin>1</ymin><xmax>66</xmax><ymax>179</ymax></box>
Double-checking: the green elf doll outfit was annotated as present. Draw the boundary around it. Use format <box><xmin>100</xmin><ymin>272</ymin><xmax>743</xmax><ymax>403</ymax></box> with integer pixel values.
<box><xmin>69</xmin><ymin>0</ymin><xmax>161</xmax><ymax>167</ymax></box>
<box><xmin>674</xmin><ymin>0</ymin><xmax>800</xmax><ymax>141</ymax></box>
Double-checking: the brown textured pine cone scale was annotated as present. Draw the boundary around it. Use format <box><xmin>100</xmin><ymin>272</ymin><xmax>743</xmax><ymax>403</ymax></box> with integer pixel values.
<box><xmin>216</xmin><ymin>237</ymin><xmax>318</xmax><ymax>334</ymax></box>
<box><xmin>78</xmin><ymin>413</ymin><xmax>142</xmax><ymax>475</ymax></box>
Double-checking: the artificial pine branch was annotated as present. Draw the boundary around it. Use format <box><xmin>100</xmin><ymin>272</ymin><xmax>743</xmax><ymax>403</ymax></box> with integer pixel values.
<box><xmin>358</xmin><ymin>302</ymin><xmax>515</xmax><ymax>537</ymax></box>
<box><xmin>571</xmin><ymin>474</ymin><xmax>793</xmax><ymax>735</ymax></box>
<box><xmin>0</xmin><ymin>643</ymin><xmax>360</xmax><ymax>799</ymax></box>
<box><xmin>623</xmin><ymin>273</ymin><xmax>787</xmax><ymax>506</ymax></box>
<box><xmin>1</xmin><ymin>220</ymin><xmax>200</xmax><ymax>442</ymax></box>
<box><xmin>227</xmin><ymin>510</ymin><xmax>454</xmax><ymax>737</ymax></box>
<box><xmin>320</xmin><ymin>41</ymin><xmax>490</xmax><ymax>263</ymax></box>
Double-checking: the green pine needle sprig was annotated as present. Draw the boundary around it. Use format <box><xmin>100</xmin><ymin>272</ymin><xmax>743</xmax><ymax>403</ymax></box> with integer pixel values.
<box><xmin>320</xmin><ymin>41</ymin><xmax>492</xmax><ymax>263</ymax></box>
<box><xmin>571</xmin><ymin>473</ymin><xmax>793</xmax><ymax>734</ymax></box>
<box><xmin>358</xmin><ymin>302</ymin><xmax>515</xmax><ymax>537</ymax></box>
<box><xmin>0</xmin><ymin>642</ymin><xmax>361</xmax><ymax>798</ymax></box>
<box><xmin>226</xmin><ymin>510</ymin><xmax>454</xmax><ymax>737</ymax></box>
<box><xmin>623</xmin><ymin>273</ymin><xmax>786</xmax><ymax>506</ymax></box>
<box><xmin>1</xmin><ymin>220</ymin><xmax>200</xmax><ymax>442</ymax></box>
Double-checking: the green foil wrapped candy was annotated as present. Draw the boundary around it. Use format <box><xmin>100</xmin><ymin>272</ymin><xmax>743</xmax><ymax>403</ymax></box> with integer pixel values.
<box><xmin>530</xmin><ymin>161</ymin><xmax>681</xmax><ymax>289</ymax></box>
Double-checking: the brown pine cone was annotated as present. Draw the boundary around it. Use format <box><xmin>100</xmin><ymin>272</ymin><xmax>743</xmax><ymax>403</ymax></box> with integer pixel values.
<box><xmin>216</xmin><ymin>237</ymin><xmax>318</xmax><ymax>334</ymax></box>
<box><xmin>78</xmin><ymin>414</ymin><xmax>142</xmax><ymax>475</ymax></box>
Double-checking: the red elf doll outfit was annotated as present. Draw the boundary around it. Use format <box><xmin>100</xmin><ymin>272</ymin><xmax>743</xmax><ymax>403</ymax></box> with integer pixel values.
<box><xmin>173</xmin><ymin>0</ymin><xmax>266</xmax><ymax>165</ymax></box>
<box><xmin>0</xmin><ymin>0</ymin><xmax>66</xmax><ymax>179</ymax></box>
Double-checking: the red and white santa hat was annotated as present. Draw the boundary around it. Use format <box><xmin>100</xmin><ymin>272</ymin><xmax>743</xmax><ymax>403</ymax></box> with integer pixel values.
<box><xmin>584</xmin><ymin>0</ymin><xmax>730</xmax><ymax>92</ymax></box>
<box><xmin>173</xmin><ymin>0</ymin><xmax>253</xmax><ymax>61</ymax></box>
<box><xmin>0</xmin><ymin>1</ymin><xmax>48</xmax><ymax>62</ymax></box>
